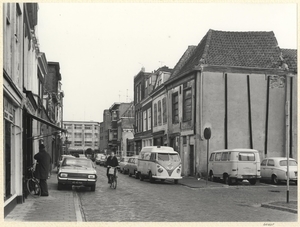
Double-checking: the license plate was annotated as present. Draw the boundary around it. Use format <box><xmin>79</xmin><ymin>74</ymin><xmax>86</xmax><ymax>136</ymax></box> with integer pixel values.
<box><xmin>72</xmin><ymin>181</ymin><xmax>82</xmax><ymax>185</ymax></box>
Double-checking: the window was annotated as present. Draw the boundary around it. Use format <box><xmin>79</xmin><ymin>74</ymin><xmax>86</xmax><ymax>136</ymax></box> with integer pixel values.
<box><xmin>280</xmin><ymin>160</ymin><xmax>297</xmax><ymax>166</ymax></box>
<box><xmin>74</xmin><ymin>133</ymin><xmax>82</xmax><ymax>138</ymax></box>
<box><xmin>158</xmin><ymin>100</ymin><xmax>162</xmax><ymax>125</ymax></box>
<box><xmin>172</xmin><ymin>92</ymin><xmax>179</xmax><ymax>123</ymax></box>
<box><xmin>147</xmin><ymin>108</ymin><xmax>151</xmax><ymax>130</ymax></box>
<box><xmin>85</xmin><ymin>141</ymin><xmax>92</xmax><ymax>146</ymax></box>
<box><xmin>85</xmin><ymin>125</ymin><xmax>92</xmax><ymax>130</ymax></box>
<box><xmin>150</xmin><ymin>153</ymin><xmax>156</xmax><ymax>161</ymax></box>
<box><xmin>221</xmin><ymin>152</ymin><xmax>229</xmax><ymax>161</ymax></box>
<box><xmin>267</xmin><ymin>159</ymin><xmax>275</xmax><ymax>166</ymax></box>
<box><xmin>239</xmin><ymin>152</ymin><xmax>255</xmax><ymax>161</ymax></box>
<box><xmin>183</xmin><ymin>88</ymin><xmax>192</xmax><ymax>121</ymax></box>
<box><xmin>215</xmin><ymin>153</ymin><xmax>222</xmax><ymax>161</ymax></box>
<box><xmin>74</xmin><ymin>141</ymin><xmax>82</xmax><ymax>146</ymax></box>
<box><xmin>209</xmin><ymin>153</ymin><xmax>215</xmax><ymax>161</ymax></box>
<box><xmin>143</xmin><ymin>110</ymin><xmax>147</xmax><ymax>131</ymax></box>
<box><xmin>74</xmin><ymin>125</ymin><xmax>82</xmax><ymax>129</ymax></box>
<box><xmin>162</xmin><ymin>97</ymin><xmax>167</xmax><ymax>124</ymax></box>
<box><xmin>154</xmin><ymin>103</ymin><xmax>157</xmax><ymax>127</ymax></box>
<box><xmin>183</xmin><ymin>136</ymin><xmax>187</xmax><ymax>145</ymax></box>
<box><xmin>85</xmin><ymin>133</ymin><xmax>92</xmax><ymax>138</ymax></box>
<box><xmin>261</xmin><ymin>160</ymin><xmax>267</xmax><ymax>166</ymax></box>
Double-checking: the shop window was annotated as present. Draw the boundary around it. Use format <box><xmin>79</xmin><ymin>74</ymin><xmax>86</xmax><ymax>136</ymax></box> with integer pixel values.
<box><xmin>183</xmin><ymin>87</ymin><xmax>192</xmax><ymax>122</ymax></box>
<box><xmin>172</xmin><ymin>92</ymin><xmax>179</xmax><ymax>124</ymax></box>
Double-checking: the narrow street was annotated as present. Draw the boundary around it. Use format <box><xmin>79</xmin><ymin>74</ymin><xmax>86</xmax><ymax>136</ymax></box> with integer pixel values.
<box><xmin>75</xmin><ymin>165</ymin><xmax>297</xmax><ymax>222</ymax></box>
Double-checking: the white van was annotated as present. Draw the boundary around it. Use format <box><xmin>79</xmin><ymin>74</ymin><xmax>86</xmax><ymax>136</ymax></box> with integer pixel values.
<box><xmin>137</xmin><ymin>146</ymin><xmax>182</xmax><ymax>184</ymax></box>
<box><xmin>208</xmin><ymin>149</ymin><xmax>261</xmax><ymax>185</ymax></box>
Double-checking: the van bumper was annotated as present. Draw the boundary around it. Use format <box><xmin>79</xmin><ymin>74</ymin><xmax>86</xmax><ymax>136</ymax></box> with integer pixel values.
<box><xmin>153</xmin><ymin>176</ymin><xmax>182</xmax><ymax>180</ymax></box>
<box><xmin>234</xmin><ymin>175</ymin><xmax>261</xmax><ymax>180</ymax></box>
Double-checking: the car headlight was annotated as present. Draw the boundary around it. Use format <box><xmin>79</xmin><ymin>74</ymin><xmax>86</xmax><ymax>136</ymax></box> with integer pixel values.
<box><xmin>88</xmin><ymin>175</ymin><xmax>96</xmax><ymax>179</ymax></box>
<box><xmin>60</xmin><ymin>173</ymin><xmax>68</xmax><ymax>178</ymax></box>
<box><xmin>177</xmin><ymin>168</ymin><xmax>181</xmax><ymax>173</ymax></box>
<box><xmin>158</xmin><ymin>168</ymin><xmax>163</xmax><ymax>173</ymax></box>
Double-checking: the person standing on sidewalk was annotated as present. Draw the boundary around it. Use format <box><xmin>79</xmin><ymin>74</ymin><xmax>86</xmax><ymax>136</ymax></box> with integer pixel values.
<box><xmin>34</xmin><ymin>144</ymin><xmax>51</xmax><ymax>196</ymax></box>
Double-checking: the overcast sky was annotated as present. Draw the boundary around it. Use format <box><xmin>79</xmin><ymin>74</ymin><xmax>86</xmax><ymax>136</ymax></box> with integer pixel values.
<box><xmin>37</xmin><ymin>2</ymin><xmax>297</xmax><ymax>123</ymax></box>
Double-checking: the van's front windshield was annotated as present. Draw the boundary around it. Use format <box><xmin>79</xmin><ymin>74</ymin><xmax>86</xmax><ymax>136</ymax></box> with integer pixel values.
<box><xmin>158</xmin><ymin>153</ymin><xmax>180</xmax><ymax>162</ymax></box>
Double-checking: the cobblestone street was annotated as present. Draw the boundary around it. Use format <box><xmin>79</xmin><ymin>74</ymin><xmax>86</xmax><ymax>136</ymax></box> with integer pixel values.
<box><xmin>76</xmin><ymin>165</ymin><xmax>298</xmax><ymax>222</ymax></box>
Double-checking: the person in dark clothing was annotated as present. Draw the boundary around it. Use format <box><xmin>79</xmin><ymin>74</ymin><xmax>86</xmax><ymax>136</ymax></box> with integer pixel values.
<box><xmin>106</xmin><ymin>151</ymin><xmax>119</xmax><ymax>183</ymax></box>
<box><xmin>34</xmin><ymin>144</ymin><xmax>51</xmax><ymax>196</ymax></box>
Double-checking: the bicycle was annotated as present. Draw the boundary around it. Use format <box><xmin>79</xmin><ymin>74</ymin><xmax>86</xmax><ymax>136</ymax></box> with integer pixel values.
<box><xmin>26</xmin><ymin>163</ymin><xmax>41</xmax><ymax>197</ymax></box>
<box><xmin>108</xmin><ymin>166</ymin><xmax>118</xmax><ymax>189</ymax></box>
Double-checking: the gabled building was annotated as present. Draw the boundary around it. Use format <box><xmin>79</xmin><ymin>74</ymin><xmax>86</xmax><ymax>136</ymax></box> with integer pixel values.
<box><xmin>150</xmin><ymin>66</ymin><xmax>172</xmax><ymax>146</ymax></box>
<box><xmin>166</xmin><ymin>29</ymin><xmax>297</xmax><ymax>176</ymax></box>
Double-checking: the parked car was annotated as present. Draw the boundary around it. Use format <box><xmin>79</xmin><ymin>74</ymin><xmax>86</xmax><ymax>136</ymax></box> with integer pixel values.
<box><xmin>57</xmin><ymin>157</ymin><xmax>97</xmax><ymax>191</ymax></box>
<box><xmin>95</xmin><ymin>154</ymin><xmax>106</xmax><ymax>165</ymax></box>
<box><xmin>78</xmin><ymin>154</ymin><xmax>87</xmax><ymax>159</ymax></box>
<box><xmin>125</xmin><ymin>156</ymin><xmax>139</xmax><ymax>179</ymax></box>
<box><xmin>57</xmin><ymin>155</ymin><xmax>75</xmax><ymax>173</ymax></box>
<box><xmin>260</xmin><ymin>157</ymin><xmax>297</xmax><ymax>185</ymax></box>
<box><xmin>119</xmin><ymin>157</ymin><xmax>130</xmax><ymax>173</ymax></box>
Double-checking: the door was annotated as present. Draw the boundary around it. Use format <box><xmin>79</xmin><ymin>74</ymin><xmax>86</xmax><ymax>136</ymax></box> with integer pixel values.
<box><xmin>189</xmin><ymin>145</ymin><xmax>194</xmax><ymax>176</ymax></box>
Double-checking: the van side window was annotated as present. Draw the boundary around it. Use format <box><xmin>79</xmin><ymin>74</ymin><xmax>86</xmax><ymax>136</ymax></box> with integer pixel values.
<box><xmin>228</xmin><ymin>152</ymin><xmax>231</xmax><ymax>160</ymax></box>
<box><xmin>267</xmin><ymin>159</ymin><xmax>274</xmax><ymax>166</ymax></box>
<box><xmin>221</xmin><ymin>152</ymin><xmax>229</xmax><ymax>161</ymax></box>
<box><xmin>140</xmin><ymin>153</ymin><xmax>144</xmax><ymax>159</ymax></box>
<box><xmin>209</xmin><ymin>153</ymin><xmax>215</xmax><ymax>161</ymax></box>
<box><xmin>239</xmin><ymin>152</ymin><xmax>255</xmax><ymax>161</ymax></box>
<box><xmin>215</xmin><ymin>153</ymin><xmax>221</xmax><ymax>161</ymax></box>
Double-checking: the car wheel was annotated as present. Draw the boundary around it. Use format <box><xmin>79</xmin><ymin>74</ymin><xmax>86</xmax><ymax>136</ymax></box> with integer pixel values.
<box><xmin>139</xmin><ymin>173</ymin><xmax>144</xmax><ymax>181</ymax></box>
<box><xmin>223</xmin><ymin>174</ymin><xmax>230</xmax><ymax>185</ymax></box>
<box><xmin>134</xmin><ymin>170</ymin><xmax>139</xmax><ymax>179</ymax></box>
<box><xmin>129</xmin><ymin>171</ymin><xmax>132</xmax><ymax>177</ymax></box>
<box><xmin>90</xmin><ymin>185</ymin><xmax>96</xmax><ymax>191</ymax></box>
<box><xmin>249</xmin><ymin>179</ymin><xmax>257</xmax><ymax>185</ymax></box>
<box><xmin>149</xmin><ymin>172</ymin><xmax>155</xmax><ymax>183</ymax></box>
<box><xmin>272</xmin><ymin>175</ymin><xmax>279</xmax><ymax>184</ymax></box>
<box><xmin>57</xmin><ymin>183</ymin><xmax>63</xmax><ymax>190</ymax></box>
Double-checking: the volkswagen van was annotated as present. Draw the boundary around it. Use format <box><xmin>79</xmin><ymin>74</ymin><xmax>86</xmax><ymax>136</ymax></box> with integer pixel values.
<box><xmin>208</xmin><ymin>149</ymin><xmax>261</xmax><ymax>185</ymax></box>
<box><xmin>137</xmin><ymin>146</ymin><xmax>182</xmax><ymax>184</ymax></box>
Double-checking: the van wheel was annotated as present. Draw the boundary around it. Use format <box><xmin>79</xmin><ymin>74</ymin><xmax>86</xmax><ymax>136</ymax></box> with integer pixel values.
<box><xmin>224</xmin><ymin>174</ymin><xmax>231</xmax><ymax>185</ymax></box>
<box><xmin>209</xmin><ymin>171</ymin><xmax>215</xmax><ymax>182</ymax></box>
<box><xmin>272</xmin><ymin>175</ymin><xmax>279</xmax><ymax>184</ymax></box>
<box><xmin>139</xmin><ymin>173</ymin><xmax>144</xmax><ymax>181</ymax></box>
<box><xmin>149</xmin><ymin>172</ymin><xmax>155</xmax><ymax>183</ymax></box>
<box><xmin>249</xmin><ymin>179</ymin><xmax>256</xmax><ymax>185</ymax></box>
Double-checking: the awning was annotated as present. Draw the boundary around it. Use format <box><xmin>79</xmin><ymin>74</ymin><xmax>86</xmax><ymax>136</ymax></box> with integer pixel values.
<box><xmin>27</xmin><ymin>113</ymin><xmax>67</xmax><ymax>133</ymax></box>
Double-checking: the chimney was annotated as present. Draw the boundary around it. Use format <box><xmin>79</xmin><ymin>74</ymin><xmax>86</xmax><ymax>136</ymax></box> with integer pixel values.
<box><xmin>141</xmin><ymin>67</ymin><xmax>145</xmax><ymax>72</ymax></box>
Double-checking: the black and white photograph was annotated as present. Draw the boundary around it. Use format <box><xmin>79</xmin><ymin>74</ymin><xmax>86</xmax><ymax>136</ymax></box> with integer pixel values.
<box><xmin>2</xmin><ymin>1</ymin><xmax>298</xmax><ymax>225</ymax></box>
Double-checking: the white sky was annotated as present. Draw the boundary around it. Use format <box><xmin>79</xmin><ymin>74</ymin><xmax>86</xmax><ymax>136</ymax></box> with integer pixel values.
<box><xmin>37</xmin><ymin>2</ymin><xmax>297</xmax><ymax>123</ymax></box>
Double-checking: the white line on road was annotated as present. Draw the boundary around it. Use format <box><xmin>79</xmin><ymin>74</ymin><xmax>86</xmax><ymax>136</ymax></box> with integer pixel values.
<box><xmin>73</xmin><ymin>191</ymin><xmax>83</xmax><ymax>222</ymax></box>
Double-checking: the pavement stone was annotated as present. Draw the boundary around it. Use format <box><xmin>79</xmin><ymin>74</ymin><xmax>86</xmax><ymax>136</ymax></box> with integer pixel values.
<box><xmin>5</xmin><ymin>170</ymin><xmax>78</xmax><ymax>222</ymax></box>
<box><xmin>178</xmin><ymin>176</ymin><xmax>298</xmax><ymax>214</ymax></box>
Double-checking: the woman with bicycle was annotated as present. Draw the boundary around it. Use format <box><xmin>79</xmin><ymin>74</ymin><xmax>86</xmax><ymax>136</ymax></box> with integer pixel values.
<box><xmin>106</xmin><ymin>151</ymin><xmax>118</xmax><ymax>184</ymax></box>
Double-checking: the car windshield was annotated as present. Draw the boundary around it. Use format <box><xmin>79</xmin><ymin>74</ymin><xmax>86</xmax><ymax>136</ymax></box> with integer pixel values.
<box><xmin>158</xmin><ymin>153</ymin><xmax>180</xmax><ymax>162</ymax></box>
<box><xmin>62</xmin><ymin>158</ymin><xmax>92</xmax><ymax>168</ymax></box>
<box><xmin>280</xmin><ymin>160</ymin><xmax>297</xmax><ymax>166</ymax></box>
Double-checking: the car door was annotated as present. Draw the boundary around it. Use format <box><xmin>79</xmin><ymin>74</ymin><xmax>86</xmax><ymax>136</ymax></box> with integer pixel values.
<box><xmin>266</xmin><ymin>159</ymin><xmax>275</xmax><ymax>179</ymax></box>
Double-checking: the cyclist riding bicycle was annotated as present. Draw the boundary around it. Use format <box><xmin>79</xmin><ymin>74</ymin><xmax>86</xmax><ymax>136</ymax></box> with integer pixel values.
<box><xmin>106</xmin><ymin>151</ymin><xmax>118</xmax><ymax>184</ymax></box>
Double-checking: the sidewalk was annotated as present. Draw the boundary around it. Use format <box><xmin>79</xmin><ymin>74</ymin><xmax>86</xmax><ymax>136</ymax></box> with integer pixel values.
<box><xmin>177</xmin><ymin>176</ymin><xmax>298</xmax><ymax>214</ymax></box>
<box><xmin>5</xmin><ymin>170</ymin><xmax>79</xmax><ymax>222</ymax></box>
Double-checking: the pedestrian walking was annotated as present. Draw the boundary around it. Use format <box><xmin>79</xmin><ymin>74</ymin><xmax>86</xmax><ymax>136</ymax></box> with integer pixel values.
<box><xmin>34</xmin><ymin>144</ymin><xmax>51</xmax><ymax>196</ymax></box>
<box><xmin>106</xmin><ymin>151</ymin><xmax>118</xmax><ymax>183</ymax></box>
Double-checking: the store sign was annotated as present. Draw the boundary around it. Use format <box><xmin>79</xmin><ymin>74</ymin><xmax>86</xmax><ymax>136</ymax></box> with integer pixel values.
<box><xmin>23</xmin><ymin>98</ymin><xmax>35</xmax><ymax>114</ymax></box>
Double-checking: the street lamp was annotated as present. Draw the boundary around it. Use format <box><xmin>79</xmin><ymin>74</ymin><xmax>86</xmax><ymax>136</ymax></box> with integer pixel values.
<box><xmin>285</xmin><ymin>72</ymin><xmax>295</xmax><ymax>204</ymax></box>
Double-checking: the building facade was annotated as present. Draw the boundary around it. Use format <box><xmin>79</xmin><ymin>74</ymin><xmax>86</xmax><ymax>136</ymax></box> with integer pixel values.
<box><xmin>63</xmin><ymin>121</ymin><xmax>100</xmax><ymax>155</ymax></box>
<box><xmin>3</xmin><ymin>3</ymin><xmax>65</xmax><ymax>216</ymax></box>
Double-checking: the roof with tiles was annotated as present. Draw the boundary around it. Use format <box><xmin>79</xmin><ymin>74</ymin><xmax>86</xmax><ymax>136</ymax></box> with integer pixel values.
<box><xmin>281</xmin><ymin>48</ymin><xmax>297</xmax><ymax>72</ymax></box>
<box><xmin>172</xmin><ymin>29</ymin><xmax>284</xmax><ymax>79</ymax></box>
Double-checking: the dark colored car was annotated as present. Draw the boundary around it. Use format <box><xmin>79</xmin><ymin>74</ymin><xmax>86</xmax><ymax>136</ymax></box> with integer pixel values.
<box><xmin>57</xmin><ymin>157</ymin><xmax>97</xmax><ymax>191</ymax></box>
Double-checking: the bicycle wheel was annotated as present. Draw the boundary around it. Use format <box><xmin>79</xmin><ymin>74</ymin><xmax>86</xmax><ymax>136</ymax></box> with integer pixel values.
<box><xmin>27</xmin><ymin>178</ymin><xmax>41</xmax><ymax>197</ymax></box>
<box><xmin>112</xmin><ymin>176</ymin><xmax>117</xmax><ymax>189</ymax></box>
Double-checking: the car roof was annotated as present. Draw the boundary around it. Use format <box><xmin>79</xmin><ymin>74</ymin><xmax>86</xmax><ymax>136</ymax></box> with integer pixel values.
<box><xmin>140</xmin><ymin>146</ymin><xmax>177</xmax><ymax>153</ymax></box>
<box><xmin>262</xmin><ymin>157</ymin><xmax>296</xmax><ymax>161</ymax></box>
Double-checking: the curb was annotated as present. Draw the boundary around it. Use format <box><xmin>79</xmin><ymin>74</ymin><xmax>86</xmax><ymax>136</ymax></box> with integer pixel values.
<box><xmin>261</xmin><ymin>203</ymin><xmax>297</xmax><ymax>214</ymax></box>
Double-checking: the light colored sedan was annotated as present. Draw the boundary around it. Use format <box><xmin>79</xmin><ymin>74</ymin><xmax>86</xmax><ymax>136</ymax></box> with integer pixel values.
<box><xmin>125</xmin><ymin>156</ymin><xmax>139</xmax><ymax>179</ymax></box>
<box><xmin>260</xmin><ymin>157</ymin><xmax>297</xmax><ymax>184</ymax></box>
<box><xmin>119</xmin><ymin>157</ymin><xmax>130</xmax><ymax>174</ymax></box>
<box><xmin>57</xmin><ymin>157</ymin><xmax>97</xmax><ymax>191</ymax></box>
